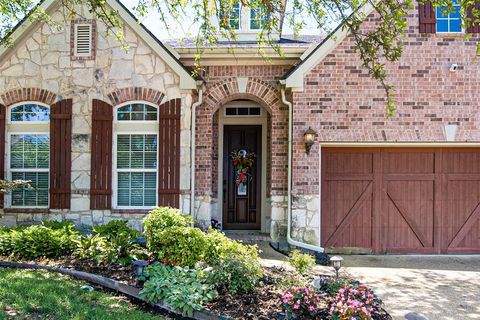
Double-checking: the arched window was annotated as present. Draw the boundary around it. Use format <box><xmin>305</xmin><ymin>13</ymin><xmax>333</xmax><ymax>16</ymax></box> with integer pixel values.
<box><xmin>116</xmin><ymin>102</ymin><xmax>157</xmax><ymax>121</ymax></box>
<box><xmin>114</xmin><ymin>102</ymin><xmax>158</xmax><ymax>208</ymax></box>
<box><xmin>8</xmin><ymin>102</ymin><xmax>50</xmax><ymax>207</ymax></box>
<box><xmin>10</xmin><ymin>103</ymin><xmax>50</xmax><ymax>122</ymax></box>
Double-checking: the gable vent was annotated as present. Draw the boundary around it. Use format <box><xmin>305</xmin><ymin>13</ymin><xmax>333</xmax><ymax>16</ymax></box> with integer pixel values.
<box><xmin>74</xmin><ymin>24</ymin><xmax>92</xmax><ymax>56</ymax></box>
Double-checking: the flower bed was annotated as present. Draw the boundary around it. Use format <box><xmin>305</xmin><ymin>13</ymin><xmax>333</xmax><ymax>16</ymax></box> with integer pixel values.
<box><xmin>0</xmin><ymin>207</ymin><xmax>391</xmax><ymax>320</ymax></box>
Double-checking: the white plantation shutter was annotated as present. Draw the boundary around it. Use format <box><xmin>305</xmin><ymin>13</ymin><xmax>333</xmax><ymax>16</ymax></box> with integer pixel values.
<box><xmin>74</xmin><ymin>24</ymin><xmax>92</xmax><ymax>56</ymax></box>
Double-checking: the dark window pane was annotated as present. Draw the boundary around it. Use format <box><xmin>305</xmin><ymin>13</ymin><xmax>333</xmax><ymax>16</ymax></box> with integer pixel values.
<box><xmin>237</xmin><ymin>107</ymin><xmax>249</xmax><ymax>115</ymax></box>
<box><xmin>249</xmin><ymin>107</ymin><xmax>261</xmax><ymax>115</ymax></box>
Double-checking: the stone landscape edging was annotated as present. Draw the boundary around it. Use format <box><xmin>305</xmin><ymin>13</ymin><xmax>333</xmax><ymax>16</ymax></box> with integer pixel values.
<box><xmin>0</xmin><ymin>261</ymin><xmax>232</xmax><ymax>320</ymax></box>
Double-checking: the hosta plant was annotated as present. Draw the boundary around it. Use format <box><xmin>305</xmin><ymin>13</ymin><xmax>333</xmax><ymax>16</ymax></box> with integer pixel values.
<box><xmin>140</xmin><ymin>263</ymin><xmax>217</xmax><ymax>317</ymax></box>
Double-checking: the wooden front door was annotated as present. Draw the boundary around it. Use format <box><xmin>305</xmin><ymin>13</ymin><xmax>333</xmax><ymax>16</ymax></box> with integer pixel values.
<box><xmin>223</xmin><ymin>125</ymin><xmax>261</xmax><ymax>230</ymax></box>
<box><xmin>322</xmin><ymin>147</ymin><xmax>480</xmax><ymax>254</ymax></box>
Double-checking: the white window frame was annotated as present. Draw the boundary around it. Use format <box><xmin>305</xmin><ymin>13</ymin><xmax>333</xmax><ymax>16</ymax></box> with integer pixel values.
<box><xmin>114</xmin><ymin>101</ymin><xmax>159</xmax><ymax>124</ymax></box>
<box><xmin>6</xmin><ymin>131</ymin><xmax>50</xmax><ymax>209</ymax></box>
<box><xmin>113</xmin><ymin>102</ymin><xmax>160</xmax><ymax>209</ymax></box>
<box><xmin>248</xmin><ymin>5</ymin><xmax>267</xmax><ymax>31</ymax></box>
<box><xmin>228</xmin><ymin>2</ymin><xmax>241</xmax><ymax>30</ymax></box>
<box><xmin>74</xmin><ymin>23</ymin><xmax>93</xmax><ymax>57</ymax></box>
<box><xmin>112</xmin><ymin>131</ymin><xmax>159</xmax><ymax>210</ymax></box>
<box><xmin>7</xmin><ymin>101</ymin><xmax>50</xmax><ymax>125</ymax></box>
<box><xmin>224</xmin><ymin>106</ymin><xmax>263</xmax><ymax>117</ymax></box>
<box><xmin>436</xmin><ymin>2</ymin><xmax>464</xmax><ymax>34</ymax></box>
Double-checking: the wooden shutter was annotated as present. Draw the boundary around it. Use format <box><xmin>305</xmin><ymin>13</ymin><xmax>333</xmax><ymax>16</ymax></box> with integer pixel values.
<box><xmin>90</xmin><ymin>99</ymin><xmax>113</xmax><ymax>209</ymax></box>
<box><xmin>50</xmin><ymin>99</ymin><xmax>73</xmax><ymax>209</ymax></box>
<box><xmin>419</xmin><ymin>1</ymin><xmax>436</xmax><ymax>33</ymax></box>
<box><xmin>467</xmin><ymin>2</ymin><xmax>480</xmax><ymax>33</ymax></box>
<box><xmin>0</xmin><ymin>104</ymin><xmax>6</xmax><ymax>208</ymax></box>
<box><xmin>158</xmin><ymin>98</ymin><xmax>181</xmax><ymax>208</ymax></box>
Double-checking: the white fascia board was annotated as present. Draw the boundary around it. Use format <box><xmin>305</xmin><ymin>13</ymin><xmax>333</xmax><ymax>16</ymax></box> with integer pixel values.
<box><xmin>0</xmin><ymin>0</ymin><xmax>57</xmax><ymax>63</ymax></box>
<box><xmin>107</xmin><ymin>0</ymin><xmax>196</xmax><ymax>90</ymax></box>
<box><xmin>284</xmin><ymin>2</ymin><xmax>375</xmax><ymax>91</ymax></box>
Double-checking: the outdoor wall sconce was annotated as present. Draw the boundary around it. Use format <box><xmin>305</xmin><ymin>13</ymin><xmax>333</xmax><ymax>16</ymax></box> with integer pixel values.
<box><xmin>330</xmin><ymin>255</ymin><xmax>343</xmax><ymax>279</ymax></box>
<box><xmin>304</xmin><ymin>127</ymin><xmax>317</xmax><ymax>155</ymax></box>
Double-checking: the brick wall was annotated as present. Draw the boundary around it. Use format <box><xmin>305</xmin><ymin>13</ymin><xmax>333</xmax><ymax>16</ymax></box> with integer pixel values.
<box><xmin>292</xmin><ymin>8</ymin><xmax>480</xmax><ymax>195</ymax></box>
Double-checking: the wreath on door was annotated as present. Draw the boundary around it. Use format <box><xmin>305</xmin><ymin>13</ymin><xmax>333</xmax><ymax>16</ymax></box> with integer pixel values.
<box><xmin>230</xmin><ymin>148</ymin><xmax>256</xmax><ymax>186</ymax></box>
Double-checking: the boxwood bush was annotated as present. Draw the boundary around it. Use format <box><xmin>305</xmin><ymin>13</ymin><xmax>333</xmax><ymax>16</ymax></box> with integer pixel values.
<box><xmin>205</xmin><ymin>229</ymin><xmax>263</xmax><ymax>294</ymax></box>
<box><xmin>142</xmin><ymin>208</ymin><xmax>263</xmax><ymax>294</ymax></box>
<box><xmin>149</xmin><ymin>226</ymin><xmax>208</xmax><ymax>267</ymax></box>
<box><xmin>143</xmin><ymin>207</ymin><xmax>193</xmax><ymax>247</ymax></box>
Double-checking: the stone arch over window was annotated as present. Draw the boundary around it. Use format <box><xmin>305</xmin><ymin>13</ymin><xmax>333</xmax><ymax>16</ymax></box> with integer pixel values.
<box><xmin>0</xmin><ymin>88</ymin><xmax>57</xmax><ymax>107</ymax></box>
<box><xmin>197</xmin><ymin>78</ymin><xmax>287</xmax><ymax>200</ymax></box>
<box><xmin>107</xmin><ymin>87</ymin><xmax>166</xmax><ymax>106</ymax></box>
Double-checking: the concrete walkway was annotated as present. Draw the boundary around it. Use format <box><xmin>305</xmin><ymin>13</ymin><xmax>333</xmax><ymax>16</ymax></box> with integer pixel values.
<box><xmin>257</xmin><ymin>243</ymin><xmax>480</xmax><ymax>320</ymax></box>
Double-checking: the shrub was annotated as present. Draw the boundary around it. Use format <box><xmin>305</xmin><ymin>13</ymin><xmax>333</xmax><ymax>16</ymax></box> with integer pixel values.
<box><xmin>43</xmin><ymin>221</ymin><xmax>79</xmax><ymax>253</ymax></box>
<box><xmin>11</xmin><ymin>225</ymin><xmax>77</xmax><ymax>259</ymax></box>
<box><xmin>281</xmin><ymin>286</ymin><xmax>321</xmax><ymax>319</ymax></box>
<box><xmin>0</xmin><ymin>227</ymin><xmax>14</xmax><ymax>256</ymax></box>
<box><xmin>143</xmin><ymin>207</ymin><xmax>192</xmax><ymax>248</ymax></box>
<box><xmin>329</xmin><ymin>284</ymin><xmax>377</xmax><ymax>320</ymax></box>
<box><xmin>140</xmin><ymin>263</ymin><xmax>217</xmax><ymax>317</ymax></box>
<box><xmin>288</xmin><ymin>250</ymin><xmax>316</xmax><ymax>275</ymax></box>
<box><xmin>92</xmin><ymin>220</ymin><xmax>140</xmax><ymax>240</ymax></box>
<box><xmin>205</xmin><ymin>229</ymin><xmax>263</xmax><ymax>294</ymax></box>
<box><xmin>149</xmin><ymin>226</ymin><xmax>207</xmax><ymax>267</ymax></box>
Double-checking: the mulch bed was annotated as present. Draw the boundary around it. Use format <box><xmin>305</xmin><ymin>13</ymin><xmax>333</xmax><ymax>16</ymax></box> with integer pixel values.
<box><xmin>0</xmin><ymin>256</ymin><xmax>392</xmax><ymax>320</ymax></box>
<box><xmin>0</xmin><ymin>255</ymin><xmax>138</xmax><ymax>286</ymax></box>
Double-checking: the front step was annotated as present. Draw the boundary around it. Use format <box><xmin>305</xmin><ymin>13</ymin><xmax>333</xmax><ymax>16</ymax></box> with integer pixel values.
<box><xmin>222</xmin><ymin>230</ymin><xmax>272</xmax><ymax>243</ymax></box>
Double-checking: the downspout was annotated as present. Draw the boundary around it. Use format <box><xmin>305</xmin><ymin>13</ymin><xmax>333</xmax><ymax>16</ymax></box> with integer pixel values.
<box><xmin>190</xmin><ymin>81</ymin><xmax>204</xmax><ymax>218</ymax></box>
<box><xmin>280</xmin><ymin>82</ymin><xmax>324</xmax><ymax>253</ymax></box>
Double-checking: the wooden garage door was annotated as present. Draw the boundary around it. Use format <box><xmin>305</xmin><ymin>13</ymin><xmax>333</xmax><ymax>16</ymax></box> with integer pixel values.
<box><xmin>321</xmin><ymin>148</ymin><xmax>480</xmax><ymax>254</ymax></box>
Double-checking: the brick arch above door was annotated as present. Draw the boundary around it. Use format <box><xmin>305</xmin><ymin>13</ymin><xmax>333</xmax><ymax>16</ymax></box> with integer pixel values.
<box><xmin>0</xmin><ymin>88</ymin><xmax>58</xmax><ymax>106</ymax></box>
<box><xmin>204</xmin><ymin>78</ymin><xmax>281</xmax><ymax>114</ymax></box>
<box><xmin>196</xmin><ymin>77</ymin><xmax>287</xmax><ymax>199</ymax></box>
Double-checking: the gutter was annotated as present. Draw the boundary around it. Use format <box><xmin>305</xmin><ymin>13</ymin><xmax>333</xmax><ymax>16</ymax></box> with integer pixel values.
<box><xmin>280</xmin><ymin>81</ymin><xmax>324</xmax><ymax>253</ymax></box>
<box><xmin>190</xmin><ymin>81</ymin><xmax>204</xmax><ymax>218</ymax></box>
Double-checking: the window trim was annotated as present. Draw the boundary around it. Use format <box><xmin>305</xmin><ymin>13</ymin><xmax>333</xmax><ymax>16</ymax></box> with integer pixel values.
<box><xmin>224</xmin><ymin>106</ymin><xmax>263</xmax><ymax>117</ymax></box>
<box><xmin>114</xmin><ymin>101</ymin><xmax>159</xmax><ymax>124</ymax></box>
<box><xmin>112</xmin><ymin>131</ymin><xmax>159</xmax><ymax>209</ymax></box>
<box><xmin>248</xmin><ymin>5</ymin><xmax>267</xmax><ymax>31</ymax></box>
<box><xmin>7</xmin><ymin>101</ymin><xmax>50</xmax><ymax>124</ymax></box>
<box><xmin>436</xmin><ymin>3</ymin><xmax>464</xmax><ymax>34</ymax></box>
<box><xmin>228</xmin><ymin>2</ymin><xmax>241</xmax><ymax>30</ymax></box>
<box><xmin>6</xmin><ymin>132</ymin><xmax>50</xmax><ymax>209</ymax></box>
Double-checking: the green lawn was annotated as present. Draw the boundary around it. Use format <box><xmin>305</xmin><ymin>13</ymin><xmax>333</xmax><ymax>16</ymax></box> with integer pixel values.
<box><xmin>0</xmin><ymin>268</ymin><xmax>163</xmax><ymax>319</ymax></box>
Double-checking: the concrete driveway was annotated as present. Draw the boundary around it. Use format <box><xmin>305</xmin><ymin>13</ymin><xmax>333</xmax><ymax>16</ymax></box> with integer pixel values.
<box><xmin>336</xmin><ymin>255</ymin><xmax>480</xmax><ymax>320</ymax></box>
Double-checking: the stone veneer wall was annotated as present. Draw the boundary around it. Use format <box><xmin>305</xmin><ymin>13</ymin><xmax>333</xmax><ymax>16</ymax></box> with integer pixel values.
<box><xmin>290</xmin><ymin>7</ymin><xmax>480</xmax><ymax>245</ymax></box>
<box><xmin>0</xmin><ymin>5</ymin><xmax>193</xmax><ymax>230</ymax></box>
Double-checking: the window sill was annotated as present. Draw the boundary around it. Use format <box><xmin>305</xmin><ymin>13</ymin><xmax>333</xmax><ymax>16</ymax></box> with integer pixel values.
<box><xmin>3</xmin><ymin>208</ymin><xmax>49</xmax><ymax>214</ymax></box>
<box><xmin>111</xmin><ymin>209</ymin><xmax>151</xmax><ymax>215</ymax></box>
